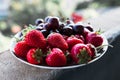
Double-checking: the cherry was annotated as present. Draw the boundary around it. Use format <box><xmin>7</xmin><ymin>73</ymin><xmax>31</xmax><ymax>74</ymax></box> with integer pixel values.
<box><xmin>73</xmin><ymin>24</ymin><xmax>84</xmax><ymax>34</ymax></box>
<box><xmin>58</xmin><ymin>23</ymin><xmax>65</xmax><ymax>34</ymax></box>
<box><xmin>50</xmin><ymin>29</ymin><xmax>59</xmax><ymax>33</ymax></box>
<box><xmin>43</xmin><ymin>23</ymin><xmax>51</xmax><ymax>31</ymax></box>
<box><xmin>35</xmin><ymin>18</ymin><xmax>44</xmax><ymax>26</ymax></box>
<box><xmin>85</xmin><ymin>24</ymin><xmax>94</xmax><ymax>32</ymax></box>
<box><xmin>38</xmin><ymin>23</ymin><xmax>44</xmax><ymax>27</ymax></box>
<box><xmin>36</xmin><ymin>26</ymin><xmax>44</xmax><ymax>31</ymax></box>
<box><xmin>62</xmin><ymin>26</ymin><xmax>73</xmax><ymax>36</ymax></box>
<box><xmin>41</xmin><ymin>29</ymin><xmax>50</xmax><ymax>38</ymax></box>
<box><xmin>82</xmin><ymin>28</ymin><xmax>90</xmax><ymax>37</ymax></box>
<box><xmin>68</xmin><ymin>24</ymin><xmax>74</xmax><ymax>28</ymax></box>
<box><xmin>44</xmin><ymin>16</ymin><xmax>52</xmax><ymax>23</ymax></box>
<box><xmin>47</xmin><ymin>17</ymin><xmax>59</xmax><ymax>30</ymax></box>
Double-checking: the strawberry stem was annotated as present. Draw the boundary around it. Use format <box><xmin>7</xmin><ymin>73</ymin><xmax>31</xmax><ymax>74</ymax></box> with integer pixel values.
<box><xmin>34</xmin><ymin>49</ymin><xmax>43</xmax><ymax>62</ymax></box>
<box><xmin>95</xmin><ymin>28</ymin><xmax>104</xmax><ymax>35</ymax></box>
<box><xmin>96</xmin><ymin>44</ymin><xmax>113</xmax><ymax>49</ymax></box>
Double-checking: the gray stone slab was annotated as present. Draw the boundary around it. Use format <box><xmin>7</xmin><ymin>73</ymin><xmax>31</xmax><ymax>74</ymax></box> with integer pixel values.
<box><xmin>0</xmin><ymin>50</ymin><xmax>54</xmax><ymax>80</ymax></box>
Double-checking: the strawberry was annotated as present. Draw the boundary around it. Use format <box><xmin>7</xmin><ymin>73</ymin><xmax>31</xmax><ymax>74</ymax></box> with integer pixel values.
<box><xmin>46</xmin><ymin>48</ymin><xmax>67</xmax><ymax>67</ymax></box>
<box><xmin>27</xmin><ymin>48</ymin><xmax>43</xmax><ymax>64</ymax></box>
<box><xmin>14</xmin><ymin>41</ymin><xmax>31</xmax><ymax>59</ymax></box>
<box><xmin>24</xmin><ymin>30</ymin><xmax>46</xmax><ymax>49</ymax></box>
<box><xmin>70</xmin><ymin>43</ymin><xmax>92</xmax><ymax>64</ymax></box>
<box><xmin>47</xmin><ymin>33</ymin><xmax>68</xmax><ymax>50</ymax></box>
<box><xmin>66</xmin><ymin>36</ymin><xmax>84</xmax><ymax>50</ymax></box>
<box><xmin>86</xmin><ymin>32</ymin><xmax>103</xmax><ymax>47</ymax></box>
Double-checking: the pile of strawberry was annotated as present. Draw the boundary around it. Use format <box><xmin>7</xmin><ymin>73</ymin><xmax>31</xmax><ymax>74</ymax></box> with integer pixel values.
<box><xmin>14</xmin><ymin>16</ymin><xmax>104</xmax><ymax>67</ymax></box>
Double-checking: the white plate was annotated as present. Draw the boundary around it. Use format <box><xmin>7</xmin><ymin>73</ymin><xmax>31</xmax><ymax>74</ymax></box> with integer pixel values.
<box><xmin>10</xmin><ymin>32</ymin><xmax>108</xmax><ymax>69</ymax></box>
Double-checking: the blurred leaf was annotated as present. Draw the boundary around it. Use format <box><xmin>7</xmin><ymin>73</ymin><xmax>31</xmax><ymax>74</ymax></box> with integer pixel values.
<box><xmin>0</xmin><ymin>21</ymin><xmax>7</xmax><ymax>30</ymax></box>
<box><xmin>51</xmin><ymin>0</ymin><xmax>60</xmax><ymax>4</ymax></box>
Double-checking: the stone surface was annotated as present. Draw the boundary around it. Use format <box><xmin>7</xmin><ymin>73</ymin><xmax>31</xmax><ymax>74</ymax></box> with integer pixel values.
<box><xmin>0</xmin><ymin>50</ymin><xmax>53</xmax><ymax>80</ymax></box>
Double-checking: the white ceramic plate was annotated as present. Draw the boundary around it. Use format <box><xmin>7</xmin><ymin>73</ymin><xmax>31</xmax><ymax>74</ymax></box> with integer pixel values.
<box><xmin>10</xmin><ymin>32</ymin><xmax>108</xmax><ymax>69</ymax></box>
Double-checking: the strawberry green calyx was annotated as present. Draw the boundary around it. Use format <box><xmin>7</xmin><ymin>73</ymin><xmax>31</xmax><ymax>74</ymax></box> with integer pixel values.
<box><xmin>14</xmin><ymin>36</ymin><xmax>23</xmax><ymax>42</ymax></box>
<box><xmin>27</xmin><ymin>48</ymin><xmax>43</xmax><ymax>64</ymax></box>
<box><xmin>33</xmin><ymin>49</ymin><xmax>43</xmax><ymax>62</ymax></box>
<box><xmin>46</xmin><ymin>48</ymin><xmax>51</xmax><ymax>55</ymax></box>
<box><xmin>22</xmin><ymin>24</ymin><xmax>36</xmax><ymax>38</ymax></box>
<box><xmin>95</xmin><ymin>28</ymin><xmax>104</xmax><ymax>35</ymax></box>
<box><xmin>14</xmin><ymin>24</ymin><xmax>36</xmax><ymax>42</ymax></box>
<box><xmin>77</xmin><ymin>48</ymin><xmax>91</xmax><ymax>64</ymax></box>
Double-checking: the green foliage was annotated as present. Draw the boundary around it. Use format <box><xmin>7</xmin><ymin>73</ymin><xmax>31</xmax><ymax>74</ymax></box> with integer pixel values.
<box><xmin>94</xmin><ymin>0</ymin><xmax>120</xmax><ymax>6</ymax></box>
<box><xmin>0</xmin><ymin>21</ymin><xmax>7</xmax><ymax>31</ymax></box>
<box><xmin>9</xmin><ymin>0</ymin><xmax>48</xmax><ymax>27</ymax></box>
<box><xmin>75</xmin><ymin>0</ymin><xmax>120</xmax><ymax>10</ymax></box>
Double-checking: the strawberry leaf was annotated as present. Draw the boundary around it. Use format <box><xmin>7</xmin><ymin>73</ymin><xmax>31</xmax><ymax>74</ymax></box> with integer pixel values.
<box><xmin>14</xmin><ymin>36</ymin><xmax>23</xmax><ymax>42</ymax></box>
<box><xmin>22</xmin><ymin>24</ymin><xmax>36</xmax><ymax>37</ymax></box>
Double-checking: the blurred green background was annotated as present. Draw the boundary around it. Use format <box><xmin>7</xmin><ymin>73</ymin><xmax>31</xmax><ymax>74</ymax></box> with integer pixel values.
<box><xmin>0</xmin><ymin>0</ymin><xmax>120</xmax><ymax>52</ymax></box>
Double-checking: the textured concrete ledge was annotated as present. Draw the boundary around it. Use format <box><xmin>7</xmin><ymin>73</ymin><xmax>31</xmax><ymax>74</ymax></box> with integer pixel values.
<box><xmin>0</xmin><ymin>50</ymin><xmax>53</xmax><ymax>80</ymax></box>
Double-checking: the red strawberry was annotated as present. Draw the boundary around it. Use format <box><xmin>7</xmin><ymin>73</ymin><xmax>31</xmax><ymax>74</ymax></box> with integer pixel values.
<box><xmin>14</xmin><ymin>41</ymin><xmax>31</xmax><ymax>59</ymax></box>
<box><xmin>86</xmin><ymin>32</ymin><xmax>103</xmax><ymax>47</ymax></box>
<box><xmin>27</xmin><ymin>48</ymin><xmax>43</xmax><ymax>64</ymax></box>
<box><xmin>46</xmin><ymin>48</ymin><xmax>67</xmax><ymax>67</ymax></box>
<box><xmin>24</xmin><ymin>30</ymin><xmax>46</xmax><ymax>49</ymax></box>
<box><xmin>66</xmin><ymin>36</ymin><xmax>84</xmax><ymax>50</ymax></box>
<box><xmin>70</xmin><ymin>43</ymin><xmax>92</xmax><ymax>64</ymax></box>
<box><xmin>47</xmin><ymin>33</ymin><xmax>68</xmax><ymax>50</ymax></box>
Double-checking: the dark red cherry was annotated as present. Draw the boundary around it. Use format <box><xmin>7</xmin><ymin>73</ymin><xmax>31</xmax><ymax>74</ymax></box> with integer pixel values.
<box><xmin>35</xmin><ymin>19</ymin><xmax>44</xmax><ymax>26</ymax></box>
<box><xmin>38</xmin><ymin>23</ymin><xmax>44</xmax><ymax>27</ymax></box>
<box><xmin>41</xmin><ymin>29</ymin><xmax>50</xmax><ymax>38</ymax></box>
<box><xmin>62</xmin><ymin>26</ymin><xmax>73</xmax><ymax>36</ymax></box>
<box><xmin>58</xmin><ymin>23</ymin><xmax>65</xmax><ymax>34</ymax></box>
<box><xmin>36</xmin><ymin>26</ymin><xmax>44</xmax><ymax>31</ymax></box>
<box><xmin>73</xmin><ymin>24</ymin><xmax>84</xmax><ymax>34</ymax></box>
<box><xmin>85</xmin><ymin>24</ymin><xmax>94</xmax><ymax>32</ymax></box>
<box><xmin>44</xmin><ymin>16</ymin><xmax>52</xmax><ymax>23</ymax></box>
<box><xmin>43</xmin><ymin>23</ymin><xmax>51</xmax><ymax>31</ymax></box>
<box><xmin>47</xmin><ymin>17</ymin><xmax>59</xmax><ymax>30</ymax></box>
